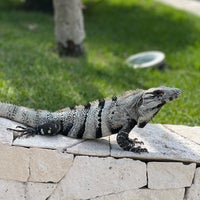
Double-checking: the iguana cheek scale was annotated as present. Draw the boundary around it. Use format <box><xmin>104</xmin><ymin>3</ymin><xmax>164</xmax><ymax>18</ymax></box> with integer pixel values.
<box><xmin>1</xmin><ymin>86</ymin><xmax>181</xmax><ymax>153</ymax></box>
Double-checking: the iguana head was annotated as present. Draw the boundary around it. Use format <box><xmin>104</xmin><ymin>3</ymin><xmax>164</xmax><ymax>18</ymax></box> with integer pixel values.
<box><xmin>137</xmin><ymin>86</ymin><xmax>181</xmax><ymax>128</ymax></box>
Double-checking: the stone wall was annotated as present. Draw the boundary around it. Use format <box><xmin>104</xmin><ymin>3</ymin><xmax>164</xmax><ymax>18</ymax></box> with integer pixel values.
<box><xmin>0</xmin><ymin>117</ymin><xmax>200</xmax><ymax>200</ymax></box>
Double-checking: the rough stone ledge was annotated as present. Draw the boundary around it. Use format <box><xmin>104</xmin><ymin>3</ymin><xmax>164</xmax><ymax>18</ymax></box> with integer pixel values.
<box><xmin>91</xmin><ymin>188</ymin><xmax>185</xmax><ymax>200</ymax></box>
<box><xmin>147</xmin><ymin>162</ymin><xmax>196</xmax><ymax>189</ymax></box>
<box><xmin>0</xmin><ymin>117</ymin><xmax>200</xmax><ymax>200</ymax></box>
<box><xmin>50</xmin><ymin>156</ymin><xmax>147</xmax><ymax>199</ymax></box>
<box><xmin>1</xmin><ymin>117</ymin><xmax>199</xmax><ymax>163</ymax></box>
<box><xmin>0</xmin><ymin>144</ymin><xmax>74</xmax><ymax>183</ymax></box>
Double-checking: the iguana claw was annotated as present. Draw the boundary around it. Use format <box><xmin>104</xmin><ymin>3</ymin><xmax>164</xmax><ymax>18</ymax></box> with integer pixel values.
<box><xmin>7</xmin><ymin>126</ymin><xmax>37</xmax><ymax>140</ymax></box>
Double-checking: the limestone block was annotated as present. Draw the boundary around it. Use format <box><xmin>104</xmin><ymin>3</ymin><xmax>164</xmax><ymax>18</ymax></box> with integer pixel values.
<box><xmin>110</xmin><ymin>124</ymin><xmax>200</xmax><ymax>163</ymax></box>
<box><xmin>0</xmin><ymin>145</ymin><xmax>29</xmax><ymax>182</ymax></box>
<box><xmin>164</xmin><ymin>124</ymin><xmax>200</xmax><ymax>145</ymax></box>
<box><xmin>29</xmin><ymin>148</ymin><xmax>73</xmax><ymax>183</ymax></box>
<box><xmin>185</xmin><ymin>167</ymin><xmax>200</xmax><ymax>200</ymax></box>
<box><xmin>0</xmin><ymin>117</ymin><xmax>18</xmax><ymax>145</ymax></box>
<box><xmin>47</xmin><ymin>189</ymin><xmax>61</xmax><ymax>200</ymax></box>
<box><xmin>66</xmin><ymin>138</ymin><xmax>110</xmax><ymax>156</ymax></box>
<box><xmin>92</xmin><ymin>188</ymin><xmax>185</xmax><ymax>200</ymax></box>
<box><xmin>0</xmin><ymin>179</ymin><xmax>26</xmax><ymax>200</ymax></box>
<box><xmin>26</xmin><ymin>182</ymin><xmax>57</xmax><ymax>200</ymax></box>
<box><xmin>13</xmin><ymin>133</ymin><xmax>83</xmax><ymax>150</ymax></box>
<box><xmin>148</xmin><ymin>162</ymin><xmax>196</xmax><ymax>189</ymax></box>
<box><xmin>50</xmin><ymin>156</ymin><xmax>146</xmax><ymax>200</ymax></box>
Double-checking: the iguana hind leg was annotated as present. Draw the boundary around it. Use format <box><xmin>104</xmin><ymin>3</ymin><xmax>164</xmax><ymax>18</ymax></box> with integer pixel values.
<box><xmin>7</xmin><ymin>121</ymin><xmax>62</xmax><ymax>140</ymax></box>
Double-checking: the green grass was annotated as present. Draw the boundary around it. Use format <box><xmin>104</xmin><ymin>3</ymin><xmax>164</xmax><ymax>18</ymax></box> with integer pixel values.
<box><xmin>0</xmin><ymin>0</ymin><xmax>200</xmax><ymax>126</ymax></box>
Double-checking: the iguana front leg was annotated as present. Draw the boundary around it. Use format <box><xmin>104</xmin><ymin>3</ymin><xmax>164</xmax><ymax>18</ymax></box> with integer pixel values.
<box><xmin>116</xmin><ymin>122</ymin><xmax>148</xmax><ymax>153</ymax></box>
<box><xmin>7</xmin><ymin>121</ymin><xmax>62</xmax><ymax>140</ymax></box>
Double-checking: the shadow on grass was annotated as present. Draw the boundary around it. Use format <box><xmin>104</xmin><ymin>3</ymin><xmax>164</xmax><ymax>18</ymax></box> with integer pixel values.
<box><xmin>85</xmin><ymin>1</ymin><xmax>197</xmax><ymax>55</ymax></box>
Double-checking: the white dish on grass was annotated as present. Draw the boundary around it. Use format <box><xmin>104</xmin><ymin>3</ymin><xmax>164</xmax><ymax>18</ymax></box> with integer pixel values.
<box><xmin>126</xmin><ymin>51</ymin><xmax>165</xmax><ymax>69</ymax></box>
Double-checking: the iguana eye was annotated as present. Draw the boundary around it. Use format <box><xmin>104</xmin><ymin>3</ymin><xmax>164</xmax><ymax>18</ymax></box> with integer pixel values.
<box><xmin>137</xmin><ymin>98</ymin><xmax>143</xmax><ymax>106</ymax></box>
<box><xmin>153</xmin><ymin>90</ymin><xmax>164</xmax><ymax>97</ymax></box>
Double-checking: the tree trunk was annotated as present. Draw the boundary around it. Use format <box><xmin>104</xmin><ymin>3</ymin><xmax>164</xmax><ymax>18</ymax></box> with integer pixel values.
<box><xmin>53</xmin><ymin>0</ymin><xmax>85</xmax><ymax>57</ymax></box>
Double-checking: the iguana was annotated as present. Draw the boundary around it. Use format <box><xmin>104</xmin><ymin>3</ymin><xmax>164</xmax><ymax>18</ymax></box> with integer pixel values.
<box><xmin>0</xmin><ymin>86</ymin><xmax>181</xmax><ymax>153</ymax></box>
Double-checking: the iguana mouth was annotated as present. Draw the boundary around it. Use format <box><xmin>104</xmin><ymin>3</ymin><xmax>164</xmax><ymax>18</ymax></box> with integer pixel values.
<box><xmin>166</xmin><ymin>89</ymin><xmax>181</xmax><ymax>102</ymax></box>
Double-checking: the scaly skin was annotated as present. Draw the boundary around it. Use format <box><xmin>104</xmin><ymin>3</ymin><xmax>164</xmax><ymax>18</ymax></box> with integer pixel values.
<box><xmin>1</xmin><ymin>86</ymin><xmax>181</xmax><ymax>153</ymax></box>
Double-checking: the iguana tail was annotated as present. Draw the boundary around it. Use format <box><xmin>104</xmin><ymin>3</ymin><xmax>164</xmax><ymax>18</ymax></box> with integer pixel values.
<box><xmin>0</xmin><ymin>102</ymin><xmax>53</xmax><ymax>127</ymax></box>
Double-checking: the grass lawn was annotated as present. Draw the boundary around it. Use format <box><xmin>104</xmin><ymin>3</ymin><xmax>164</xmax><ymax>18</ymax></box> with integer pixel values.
<box><xmin>0</xmin><ymin>0</ymin><xmax>200</xmax><ymax>126</ymax></box>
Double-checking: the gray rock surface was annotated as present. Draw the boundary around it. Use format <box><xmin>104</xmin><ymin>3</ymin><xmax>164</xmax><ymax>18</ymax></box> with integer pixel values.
<box><xmin>26</xmin><ymin>182</ymin><xmax>57</xmax><ymax>200</ymax></box>
<box><xmin>148</xmin><ymin>162</ymin><xmax>196</xmax><ymax>189</ymax></box>
<box><xmin>66</xmin><ymin>137</ymin><xmax>110</xmax><ymax>156</ymax></box>
<box><xmin>92</xmin><ymin>188</ymin><xmax>185</xmax><ymax>200</ymax></box>
<box><xmin>50</xmin><ymin>156</ymin><xmax>146</xmax><ymax>200</ymax></box>
<box><xmin>0</xmin><ymin>145</ymin><xmax>29</xmax><ymax>182</ymax></box>
<box><xmin>14</xmin><ymin>133</ymin><xmax>83</xmax><ymax>150</ymax></box>
<box><xmin>0</xmin><ymin>180</ymin><xmax>26</xmax><ymax>200</ymax></box>
<box><xmin>1</xmin><ymin>118</ymin><xmax>200</xmax><ymax>163</ymax></box>
<box><xmin>0</xmin><ymin>117</ymin><xmax>200</xmax><ymax>199</ymax></box>
<box><xmin>185</xmin><ymin>167</ymin><xmax>200</xmax><ymax>200</ymax></box>
<box><xmin>110</xmin><ymin>124</ymin><xmax>200</xmax><ymax>163</ymax></box>
<box><xmin>29</xmin><ymin>148</ymin><xmax>73</xmax><ymax>183</ymax></box>
<box><xmin>0</xmin><ymin>118</ymin><xmax>17</xmax><ymax>145</ymax></box>
<box><xmin>164</xmin><ymin>124</ymin><xmax>200</xmax><ymax>144</ymax></box>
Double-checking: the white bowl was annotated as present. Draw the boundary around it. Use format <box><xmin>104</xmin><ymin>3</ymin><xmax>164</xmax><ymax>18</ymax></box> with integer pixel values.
<box><xmin>126</xmin><ymin>51</ymin><xmax>165</xmax><ymax>69</ymax></box>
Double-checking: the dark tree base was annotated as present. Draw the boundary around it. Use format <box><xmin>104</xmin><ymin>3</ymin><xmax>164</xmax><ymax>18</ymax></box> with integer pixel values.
<box><xmin>58</xmin><ymin>40</ymin><xmax>85</xmax><ymax>57</ymax></box>
<box><xmin>23</xmin><ymin>0</ymin><xmax>53</xmax><ymax>12</ymax></box>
